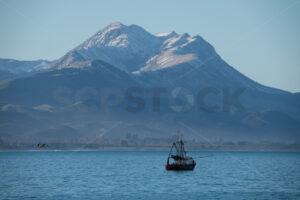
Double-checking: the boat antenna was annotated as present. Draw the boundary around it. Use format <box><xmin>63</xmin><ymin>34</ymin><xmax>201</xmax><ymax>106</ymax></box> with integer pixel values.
<box><xmin>176</xmin><ymin>130</ymin><xmax>183</xmax><ymax>142</ymax></box>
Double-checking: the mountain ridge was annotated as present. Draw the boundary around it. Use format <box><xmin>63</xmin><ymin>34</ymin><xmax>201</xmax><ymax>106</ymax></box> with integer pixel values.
<box><xmin>0</xmin><ymin>22</ymin><xmax>299</xmax><ymax>148</ymax></box>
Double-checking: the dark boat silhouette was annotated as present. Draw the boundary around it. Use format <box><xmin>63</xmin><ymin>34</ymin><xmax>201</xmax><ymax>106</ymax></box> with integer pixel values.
<box><xmin>166</xmin><ymin>134</ymin><xmax>196</xmax><ymax>170</ymax></box>
<box><xmin>37</xmin><ymin>144</ymin><xmax>47</xmax><ymax>148</ymax></box>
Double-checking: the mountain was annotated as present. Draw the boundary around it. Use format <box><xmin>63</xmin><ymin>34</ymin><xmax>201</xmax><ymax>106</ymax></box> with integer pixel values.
<box><xmin>0</xmin><ymin>58</ymin><xmax>50</xmax><ymax>81</ymax></box>
<box><xmin>46</xmin><ymin>22</ymin><xmax>298</xmax><ymax>116</ymax></box>
<box><xmin>0</xmin><ymin>22</ymin><xmax>299</xmax><ymax>149</ymax></box>
<box><xmin>0</xmin><ymin>70</ymin><xmax>14</xmax><ymax>81</ymax></box>
<box><xmin>47</xmin><ymin>22</ymin><xmax>284</xmax><ymax>95</ymax></box>
<box><xmin>0</xmin><ymin>60</ymin><xmax>138</xmax><ymax>106</ymax></box>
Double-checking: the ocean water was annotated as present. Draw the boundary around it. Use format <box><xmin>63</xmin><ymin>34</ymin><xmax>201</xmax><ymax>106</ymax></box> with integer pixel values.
<box><xmin>0</xmin><ymin>151</ymin><xmax>300</xmax><ymax>200</ymax></box>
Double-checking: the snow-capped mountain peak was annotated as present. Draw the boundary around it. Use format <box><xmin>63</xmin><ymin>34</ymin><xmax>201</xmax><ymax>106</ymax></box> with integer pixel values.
<box><xmin>79</xmin><ymin>22</ymin><xmax>155</xmax><ymax>49</ymax></box>
<box><xmin>50</xmin><ymin>23</ymin><xmax>162</xmax><ymax>72</ymax></box>
<box><xmin>50</xmin><ymin>22</ymin><xmax>220</xmax><ymax>73</ymax></box>
<box><xmin>161</xmin><ymin>33</ymin><xmax>190</xmax><ymax>49</ymax></box>
<box><xmin>135</xmin><ymin>33</ymin><xmax>218</xmax><ymax>72</ymax></box>
<box><xmin>155</xmin><ymin>31</ymin><xmax>178</xmax><ymax>39</ymax></box>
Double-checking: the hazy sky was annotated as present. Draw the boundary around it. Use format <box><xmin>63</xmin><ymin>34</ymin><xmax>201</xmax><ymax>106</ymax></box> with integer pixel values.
<box><xmin>0</xmin><ymin>0</ymin><xmax>299</xmax><ymax>92</ymax></box>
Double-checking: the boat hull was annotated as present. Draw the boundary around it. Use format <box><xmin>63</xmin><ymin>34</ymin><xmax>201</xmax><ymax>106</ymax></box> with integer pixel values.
<box><xmin>165</xmin><ymin>163</ymin><xmax>196</xmax><ymax>171</ymax></box>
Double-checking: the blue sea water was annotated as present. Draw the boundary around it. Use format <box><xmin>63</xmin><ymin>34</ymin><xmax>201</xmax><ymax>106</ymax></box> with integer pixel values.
<box><xmin>0</xmin><ymin>151</ymin><xmax>300</xmax><ymax>200</ymax></box>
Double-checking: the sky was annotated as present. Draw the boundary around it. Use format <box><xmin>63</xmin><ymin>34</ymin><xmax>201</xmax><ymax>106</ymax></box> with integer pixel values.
<box><xmin>0</xmin><ymin>0</ymin><xmax>299</xmax><ymax>92</ymax></box>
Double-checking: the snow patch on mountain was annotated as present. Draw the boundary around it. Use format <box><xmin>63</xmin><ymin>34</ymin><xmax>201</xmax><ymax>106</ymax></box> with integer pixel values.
<box><xmin>155</xmin><ymin>31</ymin><xmax>178</xmax><ymax>39</ymax></box>
<box><xmin>137</xmin><ymin>50</ymin><xmax>196</xmax><ymax>72</ymax></box>
<box><xmin>136</xmin><ymin>33</ymin><xmax>216</xmax><ymax>72</ymax></box>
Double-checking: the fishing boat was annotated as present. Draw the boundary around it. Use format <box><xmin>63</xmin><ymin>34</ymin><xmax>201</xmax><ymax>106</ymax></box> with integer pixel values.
<box><xmin>165</xmin><ymin>134</ymin><xmax>196</xmax><ymax>170</ymax></box>
<box><xmin>37</xmin><ymin>143</ymin><xmax>47</xmax><ymax>148</ymax></box>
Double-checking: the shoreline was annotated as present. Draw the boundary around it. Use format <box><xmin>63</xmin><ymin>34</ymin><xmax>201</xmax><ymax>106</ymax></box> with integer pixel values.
<box><xmin>1</xmin><ymin>148</ymin><xmax>300</xmax><ymax>152</ymax></box>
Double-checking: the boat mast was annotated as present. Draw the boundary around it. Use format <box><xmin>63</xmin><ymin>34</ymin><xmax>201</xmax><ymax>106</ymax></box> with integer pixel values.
<box><xmin>175</xmin><ymin>130</ymin><xmax>186</xmax><ymax>158</ymax></box>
